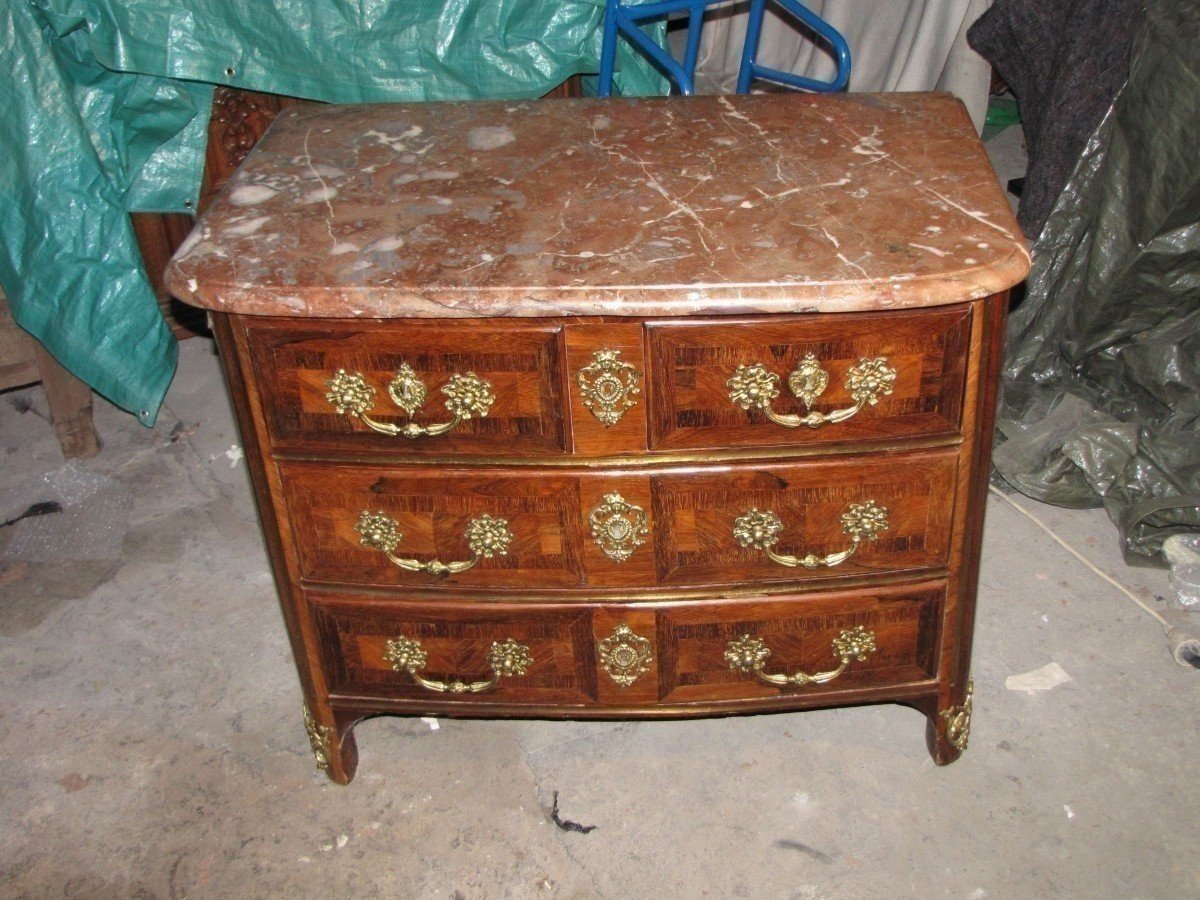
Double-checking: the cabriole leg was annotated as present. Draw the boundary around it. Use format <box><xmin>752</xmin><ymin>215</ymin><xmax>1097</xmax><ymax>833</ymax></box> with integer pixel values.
<box><xmin>925</xmin><ymin>679</ymin><xmax>974</xmax><ymax>765</ymax></box>
<box><xmin>303</xmin><ymin>704</ymin><xmax>359</xmax><ymax>785</ymax></box>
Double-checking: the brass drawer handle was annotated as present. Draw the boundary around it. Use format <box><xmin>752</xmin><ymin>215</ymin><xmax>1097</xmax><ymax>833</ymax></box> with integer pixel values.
<box><xmin>733</xmin><ymin>500</ymin><xmax>889</xmax><ymax>569</ymax></box>
<box><xmin>355</xmin><ymin>510</ymin><xmax>513</xmax><ymax>576</ymax></box>
<box><xmin>725</xmin><ymin>626</ymin><xmax>877</xmax><ymax>687</ymax></box>
<box><xmin>325</xmin><ymin>364</ymin><xmax>495</xmax><ymax>438</ymax></box>
<box><xmin>727</xmin><ymin>354</ymin><xmax>897</xmax><ymax>428</ymax></box>
<box><xmin>385</xmin><ymin>636</ymin><xmax>533</xmax><ymax>694</ymax></box>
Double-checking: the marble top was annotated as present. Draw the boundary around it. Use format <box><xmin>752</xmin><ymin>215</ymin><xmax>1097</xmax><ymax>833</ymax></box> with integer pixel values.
<box><xmin>166</xmin><ymin>93</ymin><xmax>1029</xmax><ymax>319</ymax></box>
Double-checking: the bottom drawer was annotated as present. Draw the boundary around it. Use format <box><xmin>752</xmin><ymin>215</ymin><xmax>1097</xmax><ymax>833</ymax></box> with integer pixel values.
<box><xmin>310</xmin><ymin>581</ymin><xmax>945</xmax><ymax>709</ymax></box>
<box><xmin>313</xmin><ymin>598</ymin><xmax>601</xmax><ymax>705</ymax></box>
<box><xmin>655</xmin><ymin>582</ymin><xmax>944</xmax><ymax>704</ymax></box>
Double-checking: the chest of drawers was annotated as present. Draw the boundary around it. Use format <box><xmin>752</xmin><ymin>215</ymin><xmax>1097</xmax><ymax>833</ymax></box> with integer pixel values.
<box><xmin>167</xmin><ymin>93</ymin><xmax>1028</xmax><ymax>784</ymax></box>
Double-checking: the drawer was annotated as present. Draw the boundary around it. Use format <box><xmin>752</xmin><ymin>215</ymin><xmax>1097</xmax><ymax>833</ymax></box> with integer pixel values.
<box><xmin>281</xmin><ymin>450</ymin><xmax>956</xmax><ymax>592</ymax></box>
<box><xmin>312</xmin><ymin>594</ymin><xmax>600</xmax><ymax>704</ymax></box>
<box><xmin>651</xmin><ymin>451</ymin><xmax>958</xmax><ymax>587</ymax></box>
<box><xmin>645</xmin><ymin>306</ymin><xmax>971</xmax><ymax>451</ymax></box>
<box><xmin>309</xmin><ymin>580</ymin><xmax>943</xmax><ymax>706</ymax></box>
<box><xmin>244</xmin><ymin>318</ymin><xmax>569</xmax><ymax>457</ymax></box>
<box><xmin>655</xmin><ymin>581</ymin><xmax>944</xmax><ymax>704</ymax></box>
<box><xmin>281</xmin><ymin>462</ymin><xmax>586</xmax><ymax>590</ymax></box>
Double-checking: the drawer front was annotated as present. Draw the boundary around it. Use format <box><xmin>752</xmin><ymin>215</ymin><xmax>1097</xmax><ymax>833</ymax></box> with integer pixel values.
<box><xmin>656</xmin><ymin>582</ymin><xmax>944</xmax><ymax>703</ymax></box>
<box><xmin>282</xmin><ymin>451</ymin><xmax>956</xmax><ymax>592</ymax></box>
<box><xmin>281</xmin><ymin>463</ymin><xmax>585</xmax><ymax>590</ymax></box>
<box><xmin>651</xmin><ymin>451</ymin><xmax>958</xmax><ymax>587</ymax></box>
<box><xmin>645</xmin><ymin>306</ymin><xmax>971</xmax><ymax>451</ymax></box>
<box><xmin>245</xmin><ymin>319</ymin><xmax>569</xmax><ymax>457</ymax></box>
<box><xmin>312</xmin><ymin>595</ymin><xmax>600</xmax><ymax>704</ymax></box>
<box><xmin>310</xmin><ymin>581</ymin><xmax>943</xmax><ymax>706</ymax></box>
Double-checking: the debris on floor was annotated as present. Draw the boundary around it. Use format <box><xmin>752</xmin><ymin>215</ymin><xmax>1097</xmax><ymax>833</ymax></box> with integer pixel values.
<box><xmin>1</xmin><ymin>500</ymin><xmax>61</xmax><ymax>529</ymax></box>
<box><xmin>773</xmin><ymin>840</ymin><xmax>834</xmax><ymax>864</ymax></box>
<box><xmin>1005</xmin><ymin>662</ymin><xmax>1072</xmax><ymax>693</ymax></box>
<box><xmin>548</xmin><ymin>792</ymin><xmax>596</xmax><ymax>834</ymax></box>
<box><xmin>1163</xmin><ymin>534</ymin><xmax>1200</xmax><ymax>609</ymax></box>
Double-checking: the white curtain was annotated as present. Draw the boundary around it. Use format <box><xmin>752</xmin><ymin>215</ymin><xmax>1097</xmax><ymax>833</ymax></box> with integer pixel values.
<box><xmin>690</xmin><ymin>0</ymin><xmax>992</xmax><ymax>132</ymax></box>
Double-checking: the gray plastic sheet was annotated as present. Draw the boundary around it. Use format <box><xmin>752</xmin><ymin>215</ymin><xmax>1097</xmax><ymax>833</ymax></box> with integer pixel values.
<box><xmin>992</xmin><ymin>0</ymin><xmax>1200</xmax><ymax>566</ymax></box>
<box><xmin>2</xmin><ymin>462</ymin><xmax>131</xmax><ymax>563</ymax></box>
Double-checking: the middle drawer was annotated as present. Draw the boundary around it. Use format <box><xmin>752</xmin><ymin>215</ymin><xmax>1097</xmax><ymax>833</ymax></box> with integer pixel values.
<box><xmin>279</xmin><ymin>450</ymin><xmax>958</xmax><ymax>593</ymax></box>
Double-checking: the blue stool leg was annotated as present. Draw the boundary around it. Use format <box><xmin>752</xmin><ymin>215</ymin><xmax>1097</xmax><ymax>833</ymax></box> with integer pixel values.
<box><xmin>738</xmin><ymin>0</ymin><xmax>769</xmax><ymax>94</ymax></box>
<box><xmin>738</xmin><ymin>0</ymin><xmax>851</xmax><ymax>94</ymax></box>
<box><xmin>621</xmin><ymin>18</ymin><xmax>689</xmax><ymax>92</ymax></box>
<box><xmin>599</xmin><ymin>0</ymin><xmax>728</xmax><ymax>96</ymax></box>
<box><xmin>598</xmin><ymin>0</ymin><xmax>622</xmax><ymax>97</ymax></box>
<box><xmin>681</xmin><ymin>0</ymin><xmax>709</xmax><ymax>93</ymax></box>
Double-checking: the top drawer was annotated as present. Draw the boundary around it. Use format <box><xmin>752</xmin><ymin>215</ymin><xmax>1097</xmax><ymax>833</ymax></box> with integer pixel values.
<box><xmin>645</xmin><ymin>306</ymin><xmax>971</xmax><ymax>452</ymax></box>
<box><xmin>244</xmin><ymin>319</ymin><xmax>570</xmax><ymax>457</ymax></box>
<box><xmin>239</xmin><ymin>304</ymin><xmax>973</xmax><ymax>460</ymax></box>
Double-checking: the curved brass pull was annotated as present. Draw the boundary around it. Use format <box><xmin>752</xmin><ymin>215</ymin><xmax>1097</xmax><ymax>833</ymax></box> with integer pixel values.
<box><xmin>733</xmin><ymin>500</ymin><xmax>889</xmax><ymax>569</ymax></box>
<box><xmin>384</xmin><ymin>636</ymin><xmax>533</xmax><ymax>694</ymax></box>
<box><xmin>355</xmin><ymin>510</ymin><xmax>513</xmax><ymax>576</ymax></box>
<box><xmin>725</xmin><ymin>626</ymin><xmax>877</xmax><ymax>687</ymax></box>
<box><xmin>325</xmin><ymin>365</ymin><xmax>495</xmax><ymax>438</ymax></box>
<box><xmin>727</xmin><ymin>354</ymin><xmax>897</xmax><ymax>429</ymax></box>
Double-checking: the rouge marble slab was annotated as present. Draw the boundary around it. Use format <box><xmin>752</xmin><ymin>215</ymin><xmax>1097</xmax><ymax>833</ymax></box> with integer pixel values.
<box><xmin>165</xmin><ymin>93</ymin><xmax>1029</xmax><ymax>319</ymax></box>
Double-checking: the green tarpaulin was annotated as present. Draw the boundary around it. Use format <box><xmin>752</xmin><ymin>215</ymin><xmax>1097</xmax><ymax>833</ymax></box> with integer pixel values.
<box><xmin>1</xmin><ymin>0</ymin><xmax>664</xmax><ymax>424</ymax></box>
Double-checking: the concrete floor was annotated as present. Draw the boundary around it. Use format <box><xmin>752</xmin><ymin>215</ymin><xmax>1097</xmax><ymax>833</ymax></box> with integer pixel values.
<box><xmin>2</xmin><ymin>127</ymin><xmax>1198</xmax><ymax>898</ymax></box>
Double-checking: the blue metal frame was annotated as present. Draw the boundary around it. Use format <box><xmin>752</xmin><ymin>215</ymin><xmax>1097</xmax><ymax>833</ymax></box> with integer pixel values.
<box><xmin>597</xmin><ymin>0</ymin><xmax>851</xmax><ymax>97</ymax></box>
<box><xmin>598</xmin><ymin>0</ymin><xmax>720</xmax><ymax>97</ymax></box>
<box><xmin>736</xmin><ymin>0</ymin><xmax>851</xmax><ymax>93</ymax></box>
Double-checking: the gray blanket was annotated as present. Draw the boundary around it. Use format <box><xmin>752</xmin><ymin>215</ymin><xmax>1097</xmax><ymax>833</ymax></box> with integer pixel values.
<box><xmin>968</xmin><ymin>0</ymin><xmax>1137</xmax><ymax>239</ymax></box>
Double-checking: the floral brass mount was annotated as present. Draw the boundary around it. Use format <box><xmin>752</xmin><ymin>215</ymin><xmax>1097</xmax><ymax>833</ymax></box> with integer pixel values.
<box><xmin>576</xmin><ymin>349</ymin><xmax>641</xmax><ymax>426</ymax></box>
<box><xmin>302</xmin><ymin>704</ymin><xmax>332</xmax><ymax>771</ymax></box>
<box><xmin>940</xmin><ymin>679</ymin><xmax>974</xmax><ymax>751</ymax></box>
<box><xmin>733</xmin><ymin>500</ymin><xmax>889</xmax><ymax>569</ymax></box>
<box><xmin>724</xmin><ymin>626</ymin><xmax>877</xmax><ymax>687</ymax></box>
<box><xmin>325</xmin><ymin>364</ymin><xmax>495</xmax><ymax>438</ymax></box>
<box><xmin>355</xmin><ymin>510</ymin><xmax>512</xmax><ymax>576</ymax></box>
<box><xmin>384</xmin><ymin>635</ymin><xmax>533</xmax><ymax>694</ymax></box>
<box><xmin>726</xmin><ymin>354</ymin><xmax>897</xmax><ymax>428</ymax></box>
<box><xmin>588</xmin><ymin>493</ymin><xmax>649</xmax><ymax>562</ymax></box>
<box><xmin>597</xmin><ymin>624</ymin><xmax>654</xmax><ymax>687</ymax></box>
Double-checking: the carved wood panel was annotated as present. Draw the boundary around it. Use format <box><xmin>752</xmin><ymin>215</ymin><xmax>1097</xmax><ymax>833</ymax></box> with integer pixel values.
<box><xmin>132</xmin><ymin>211</ymin><xmax>211</xmax><ymax>339</ymax></box>
<box><xmin>130</xmin><ymin>89</ymin><xmax>296</xmax><ymax>341</ymax></box>
<box><xmin>204</xmin><ymin>88</ymin><xmax>297</xmax><ymax>206</ymax></box>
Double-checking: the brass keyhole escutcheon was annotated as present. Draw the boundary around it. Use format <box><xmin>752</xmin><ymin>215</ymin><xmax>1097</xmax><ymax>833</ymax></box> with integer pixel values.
<box><xmin>577</xmin><ymin>349</ymin><xmax>641</xmax><ymax>426</ymax></box>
